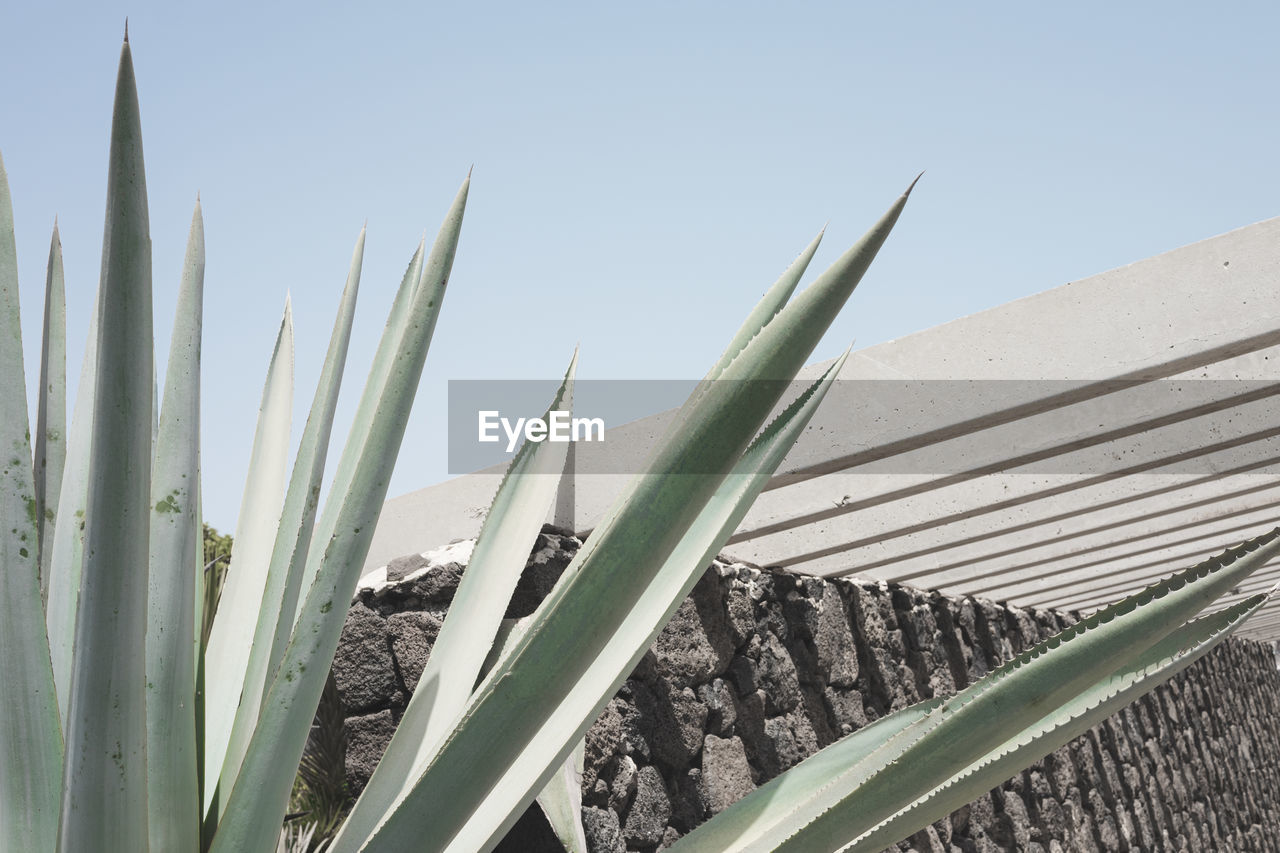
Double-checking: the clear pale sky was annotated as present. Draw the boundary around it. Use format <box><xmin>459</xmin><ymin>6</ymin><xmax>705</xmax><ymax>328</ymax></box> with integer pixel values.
<box><xmin>3</xmin><ymin>3</ymin><xmax>1279</xmax><ymax>532</ymax></box>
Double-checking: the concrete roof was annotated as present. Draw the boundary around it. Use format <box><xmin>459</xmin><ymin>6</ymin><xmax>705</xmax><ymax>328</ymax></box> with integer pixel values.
<box><xmin>366</xmin><ymin>216</ymin><xmax>1280</xmax><ymax>641</ymax></box>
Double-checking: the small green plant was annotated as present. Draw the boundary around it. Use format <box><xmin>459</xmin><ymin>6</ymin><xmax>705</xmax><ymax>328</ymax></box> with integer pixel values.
<box><xmin>1</xmin><ymin>33</ymin><xmax>1275</xmax><ymax>853</ymax></box>
<box><xmin>203</xmin><ymin>524</ymin><xmax>233</xmax><ymax>570</ymax></box>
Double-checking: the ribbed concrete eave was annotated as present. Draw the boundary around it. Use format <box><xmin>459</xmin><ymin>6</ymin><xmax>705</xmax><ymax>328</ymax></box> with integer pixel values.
<box><xmin>366</xmin><ymin>215</ymin><xmax>1280</xmax><ymax>641</ymax></box>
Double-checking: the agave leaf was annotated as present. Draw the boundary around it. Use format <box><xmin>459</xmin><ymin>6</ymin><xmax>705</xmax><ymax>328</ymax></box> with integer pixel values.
<box><xmin>536</xmin><ymin>738</ymin><xmax>588</xmax><ymax>853</ymax></box>
<box><xmin>270</xmin><ymin>230</ymin><xmax>403</xmax><ymax>667</ymax></box>
<box><xmin>707</xmin><ymin>226</ymin><xmax>823</xmax><ymax>381</ymax></box>
<box><xmin>217</xmin><ymin>229</ymin><xmax>365</xmax><ymax>806</ymax></box>
<box><xmin>362</xmin><ymin>183</ymin><xmax>911</xmax><ymax>853</ymax></box>
<box><xmin>146</xmin><ymin>200</ymin><xmax>205</xmax><ymax>852</ymax></box>
<box><xmin>670</xmin><ymin>592</ymin><xmax>1268</xmax><ymax>853</ymax></box>
<box><xmin>731</xmin><ymin>527</ymin><xmax>1280</xmax><ymax>853</ymax></box>
<box><xmin>845</xmin><ymin>593</ymin><xmax>1271</xmax><ymax>853</ymax></box>
<box><xmin>367</xmin><ymin>299</ymin><xmax>862</xmax><ymax>853</ymax></box>
<box><xmin>330</xmin><ymin>348</ymin><xmax>577</xmax><ymax>852</ymax></box>
<box><xmin>0</xmin><ymin>153</ymin><xmax>64</xmax><ymax>850</ymax></box>
<box><xmin>473</xmin><ymin>616</ymin><xmax>594</xmax><ymax>853</ymax></box>
<box><xmin>201</xmin><ymin>297</ymin><xmax>294</xmax><ymax>815</ymax></box>
<box><xmin>45</xmin><ymin>288</ymin><xmax>101</xmax><ymax>728</ymax></box>
<box><xmin>488</xmin><ymin>618</ymin><xmax>593</xmax><ymax>852</ymax></box>
<box><xmin>35</xmin><ymin>221</ymin><xmax>66</xmax><ymax>604</ymax></box>
<box><xmin>682</xmin><ymin>698</ymin><xmax>950</xmax><ymax>853</ymax></box>
<box><xmin>58</xmin><ymin>36</ymin><xmax>153</xmax><ymax>851</ymax></box>
<box><xmin>208</xmin><ymin>176</ymin><xmax>468</xmax><ymax>853</ymax></box>
<box><xmin>289</xmin><ymin>236</ymin><xmax>424</xmax><ymax>633</ymax></box>
<box><xmin>528</xmin><ymin>227</ymin><xmax>825</xmax><ymax>615</ymax></box>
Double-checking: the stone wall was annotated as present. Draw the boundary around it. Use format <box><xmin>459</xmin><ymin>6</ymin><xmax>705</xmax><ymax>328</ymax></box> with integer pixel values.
<box><xmin>332</xmin><ymin>529</ymin><xmax>1280</xmax><ymax>852</ymax></box>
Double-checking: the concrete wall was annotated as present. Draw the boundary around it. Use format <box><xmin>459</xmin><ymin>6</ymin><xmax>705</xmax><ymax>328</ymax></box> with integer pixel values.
<box><xmin>332</xmin><ymin>531</ymin><xmax>1280</xmax><ymax>852</ymax></box>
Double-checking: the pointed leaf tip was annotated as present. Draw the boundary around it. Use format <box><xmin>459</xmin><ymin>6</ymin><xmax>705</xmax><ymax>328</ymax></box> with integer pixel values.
<box><xmin>823</xmin><ymin>347</ymin><xmax>853</xmax><ymax>380</ymax></box>
<box><xmin>906</xmin><ymin>171</ymin><xmax>924</xmax><ymax>195</ymax></box>
<box><xmin>124</xmin><ymin>17</ymin><xmax>129</xmax><ymax>42</ymax></box>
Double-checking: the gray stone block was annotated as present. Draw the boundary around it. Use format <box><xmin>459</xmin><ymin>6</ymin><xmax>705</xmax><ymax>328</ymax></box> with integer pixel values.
<box><xmin>331</xmin><ymin>603</ymin><xmax>397</xmax><ymax>713</ymax></box>
<box><xmin>699</xmin><ymin>735</ymin><xmax>754</xmax><ymax>816</ymax></box>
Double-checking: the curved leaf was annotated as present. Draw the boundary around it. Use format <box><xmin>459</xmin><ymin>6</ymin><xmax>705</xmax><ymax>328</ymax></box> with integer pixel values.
<box><xmin>362</xmin><ymin>182</ymin><xmax>913</xmax><ymax>853</ymax></box>
<box><xmin>752</xmin><ymin>527</ymin><xmax>1280</xmax><ymax>853</ymax></box>
<box><xmin>368</xmin><ymin>329</ymin><xmax>861</xmax><ymax>852</ymax></box>
<box><xmin>670</xmin><ymin>697</ymin><xmax>945</xmax><ymax>853</ymax></box>
<box><xmin>846</xmin><ymin>593</ymin><xmax>1271</xmax><ymax>853</ymax></box>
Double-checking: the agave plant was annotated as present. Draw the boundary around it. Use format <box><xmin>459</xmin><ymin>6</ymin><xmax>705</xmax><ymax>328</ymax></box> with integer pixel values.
<box><xmin>2</xmin><ymin>32</ymin><xmax>1275</xmax><ymax>853</ymax></box>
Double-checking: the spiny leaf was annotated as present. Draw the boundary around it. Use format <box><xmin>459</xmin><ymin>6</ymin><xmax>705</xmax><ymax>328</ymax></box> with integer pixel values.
<box><xmin>146</xmin><ymin>200</ymin><xmax>205</xmax><ymax>852</ymax></box>
<box><xmin>707</xmin><ymin>226</ymin><xmax>823</xmax><ymax>381</ymax></box>
<box><xmin>58</xmin><ymin>36</ymin><xmax>153</xmax><ymax>851</ymax></box>
<box><xmin>45</xmin><ymin>289</ymin><xmax>101</xmax><ymax>730</ymax></box>
<box><xmin>202</xmin><ymin>296</ymin><xmax>294</xmax><ymax>817</ymax></box>
<box><xmin>0</xmin><ymin>151</ymin><xmax>64</xmax><ymax>852</ymax></box>
<box><xmin>209</xmin><ymin>175</ymin><xmax>468</xmax><ymax>853</ymax></box>
<box><xmin>218</xmin><ymin>227</ymin><xmax>365</xmax><ymax>810</ymax></box>
<box><xmin>535</xmin><ymin>739</ymin><xmax>588</xmax><ymax>853</ymax></box>
<box><xmin>288</xmin><ymin>236</ymin><xmax>424</xmax><ymax>634</ymax></box>
<box><xmin>35</xmin><ymin>221</ymin><xmax>66</xmax><ymax>605</ymax></box>
<box><xmin>362</xmin><ymin>183</ymin><xmax>912</xmax><ymax>853</ymax></box>
<box><xmin>367</xmin><ymin>331</ymin><xmax>861</xmax><ymax>852</ymax></box>
<box><xmin>330</xmin><ymin>348</ymin><xmax>576</xmax><ymax>853</ymax></box>
<box><xmin>757</xmin><ymin>528</ymin><xmax>1280</xmax><ymax>852</ymax></box>
<box><xmin>847</xmin><ymin>593</ymin><xmax>1270</xmax><ymax>853</ymax></box>
<box><xmin>668</xmin><ymin>699</ymin><xmax>946</xmax><ymax>853</ymax></box>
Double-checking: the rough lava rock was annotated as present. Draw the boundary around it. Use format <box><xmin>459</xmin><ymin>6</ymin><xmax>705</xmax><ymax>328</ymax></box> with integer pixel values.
<box><xmin>329</xmin><ymin>527</ymin><xmax>1280</xmax><ymax>852</ymax></box>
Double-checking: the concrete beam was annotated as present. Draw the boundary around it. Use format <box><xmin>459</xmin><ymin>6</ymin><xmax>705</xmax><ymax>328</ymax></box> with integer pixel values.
<box><xmin>364</xmin><ymin>216</ymin><xmax>1280</xmax><ymax>640</ymax></box>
